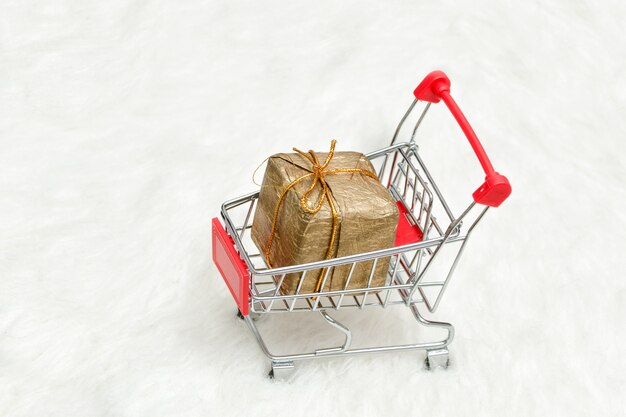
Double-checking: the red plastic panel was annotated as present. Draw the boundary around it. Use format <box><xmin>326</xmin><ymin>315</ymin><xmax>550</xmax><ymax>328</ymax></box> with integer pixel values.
<box><xmin>394</xmin><ymin>201</ymin><xmax>423</xmax><ymax>246</ymax></box>
<box><xmin>212</xmin><ymin>218</ymin><xmax>250</xmax><ymax>315</ymax></box>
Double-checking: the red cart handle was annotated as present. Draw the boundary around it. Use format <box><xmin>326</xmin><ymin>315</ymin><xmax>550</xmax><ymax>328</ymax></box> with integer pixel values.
<box><xmin>413</xmin><ymin>71</ymin><xmax>511</xmax><ymax>207</ymax></box>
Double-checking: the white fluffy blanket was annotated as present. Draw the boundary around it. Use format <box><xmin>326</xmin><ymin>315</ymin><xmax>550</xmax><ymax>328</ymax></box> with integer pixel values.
<box><xmin>1</xmin><ymin>1</ymin><xmax>624</xmax><ymax>416</ymax></box>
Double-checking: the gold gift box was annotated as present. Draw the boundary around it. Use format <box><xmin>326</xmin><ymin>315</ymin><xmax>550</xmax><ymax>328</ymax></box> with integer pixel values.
<box><xmin>251</xmin><ymin>142</ymin><xmax>399</xmax><ymax>295</ymax></box>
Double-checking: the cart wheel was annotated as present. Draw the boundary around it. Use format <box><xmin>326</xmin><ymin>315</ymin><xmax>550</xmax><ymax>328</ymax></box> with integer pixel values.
<box><xmin>236</xmin><ymin>309</ymin><xmax>262</xmax><ymax>321</ymax></box>
<box><xmin>425</xmin><ymin>348</ymin><xmax>450</xmax><ymax>370</ymax></box>
<box><xmin>268</xmin><ymin>361</ymin><xmax>295</xmax><ymax>381</ymax></box>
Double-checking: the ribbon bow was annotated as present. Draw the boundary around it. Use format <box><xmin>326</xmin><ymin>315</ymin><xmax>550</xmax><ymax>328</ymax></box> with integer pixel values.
<box><xmin>264</xmin><ymin>140</ymin><xmax>379</xmax><ymax>293</ymax></box>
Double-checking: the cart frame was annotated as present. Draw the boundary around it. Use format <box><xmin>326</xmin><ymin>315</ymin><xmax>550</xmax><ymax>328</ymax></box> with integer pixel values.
<box><xmin>211</xmin><ymin>71</ymin><xmax>511</xmax><ymax>379</ymax></box>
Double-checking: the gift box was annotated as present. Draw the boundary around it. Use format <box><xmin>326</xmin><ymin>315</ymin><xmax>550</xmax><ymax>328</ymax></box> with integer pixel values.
<box><xmin>251</xmin><ymin>140</ymin><xmax>399</xmax><ymax>295</ymax></box>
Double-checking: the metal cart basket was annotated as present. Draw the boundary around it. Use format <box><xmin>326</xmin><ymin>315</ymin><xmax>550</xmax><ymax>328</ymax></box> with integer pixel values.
<box><xmin>212</xmin><ymin>70</ymin><xmax>511</xmax><ymax>379</ymax></box>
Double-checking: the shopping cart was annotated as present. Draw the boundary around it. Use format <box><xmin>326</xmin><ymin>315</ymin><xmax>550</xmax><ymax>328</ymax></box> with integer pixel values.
<box><xmin>212</xmin><ymin>70</ymin><xmax>511</xmax><ymax>379</ymax></box>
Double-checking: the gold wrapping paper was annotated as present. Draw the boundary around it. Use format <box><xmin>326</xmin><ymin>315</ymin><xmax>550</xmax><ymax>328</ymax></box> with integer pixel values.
<box><xmin>251</xmin><ymin>142</ymin><xmax>399</xmax><ymax>295</ymax></box>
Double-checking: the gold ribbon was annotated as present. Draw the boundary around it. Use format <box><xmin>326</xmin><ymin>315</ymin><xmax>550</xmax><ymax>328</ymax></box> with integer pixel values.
<box><xmin>264</xmin><ymin>140</ymin><xmax>379</xmax><ymax>293</ymax></box>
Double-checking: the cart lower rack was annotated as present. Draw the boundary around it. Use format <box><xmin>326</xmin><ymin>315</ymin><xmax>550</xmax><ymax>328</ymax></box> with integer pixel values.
<box><xmin>212</xmin><ymin>70</ymin><xmax>511</xmax><ymax>379</ymax></box>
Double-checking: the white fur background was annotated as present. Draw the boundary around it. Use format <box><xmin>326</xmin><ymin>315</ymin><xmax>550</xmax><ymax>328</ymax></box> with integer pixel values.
<box><xmin>1</xmin><ymin>1</ymin><xmax>624</xmax><ymax>416</ymax></box>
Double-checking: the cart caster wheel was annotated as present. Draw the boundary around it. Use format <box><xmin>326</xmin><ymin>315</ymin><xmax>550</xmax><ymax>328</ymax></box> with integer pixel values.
<box><xmin>268</xmin><ymin>361</ymin><xmax>295</xmax><ymax>381</ymax></box>
<box><xmin>425</xmin><ymin>348</ymin><xmax>449</xmax><ymax>370</ymax></box>
<box><xmin>236</xmin><ymin>309</ymin><xmax>261</xmax><ymax>321</ymax></box>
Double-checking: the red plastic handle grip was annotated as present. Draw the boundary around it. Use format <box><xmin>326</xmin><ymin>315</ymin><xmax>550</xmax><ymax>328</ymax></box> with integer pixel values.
<box><xmin>413</xmin><ymin>71</ymin><xmax>511</xmax><ymax>207</ymax></box>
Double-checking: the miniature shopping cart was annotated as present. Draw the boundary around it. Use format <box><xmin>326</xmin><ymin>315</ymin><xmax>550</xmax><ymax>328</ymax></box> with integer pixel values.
<box><xmin>212</xmin><ymin>70</ymin><xmax>511</xmax><ymax>379</ymax></box>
